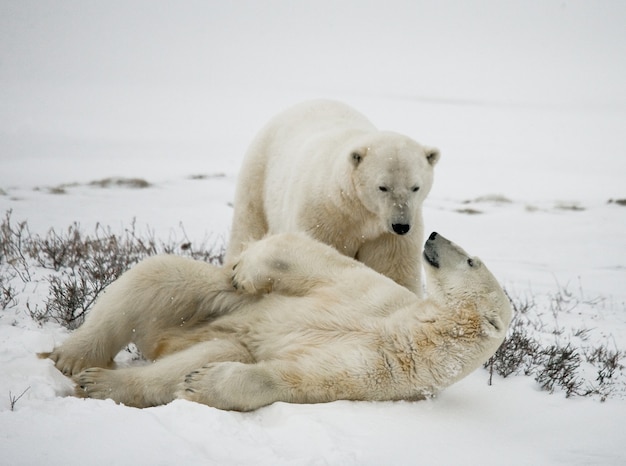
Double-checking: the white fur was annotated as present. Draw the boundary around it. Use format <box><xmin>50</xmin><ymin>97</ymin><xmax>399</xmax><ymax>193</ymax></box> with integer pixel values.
<box><xmin>226</xmin><ymin>100</ymin><xmax>440</xmax><ymax>295</ymax></box>
<box><xmin>42</xmin><ymin>232</ymin><xmax>511</xmax><ymax>411</ymax></box>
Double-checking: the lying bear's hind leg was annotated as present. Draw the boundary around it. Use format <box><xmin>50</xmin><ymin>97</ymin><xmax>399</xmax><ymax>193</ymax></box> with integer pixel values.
<box><xmin>40</xmin><ymin>273</ymin><xmax>142</xmax><ymax>376</ymax></box>
<box><xmin>232</xmin><ymin>232</ymin><xmax>359</xmax><ymax>295</ymax></box>
<box><xmin>75</xmin><ymin>338</ymin><xmax>253</xmax><ymax>408</ymax></box>
<box><xmin>42</xmin><ymin>255</ymin><xmax>236</xmax><ymax>377</ymax></box>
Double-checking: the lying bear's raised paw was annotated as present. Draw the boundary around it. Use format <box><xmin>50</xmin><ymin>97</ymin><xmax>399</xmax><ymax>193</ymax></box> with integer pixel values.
<box><xmin>231</xmin><ymin>260</ymin><xmax>273</xmax><ymax>294</ymax></box>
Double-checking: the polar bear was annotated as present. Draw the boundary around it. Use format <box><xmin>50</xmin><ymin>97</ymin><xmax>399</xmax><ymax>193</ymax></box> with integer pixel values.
<box><xmin>226</xmin><ymin>100</ymin><xmax>440</xmax><ymax>295</ymax></box>
<box><xmin>41</xmin><ymin>232</ymin><xmax>511</xmax><ymax>411</ymax></box>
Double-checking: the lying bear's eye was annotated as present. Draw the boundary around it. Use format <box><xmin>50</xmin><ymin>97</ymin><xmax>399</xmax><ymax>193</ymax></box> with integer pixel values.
<box><xmin>379</xmin><ymin>186</ymin><xmax>389</xmax><ymax>192</ymax></box>
<box><xmin>467</xmin><ymin>258</ymin><xmax>475</xmax><ymax>267</ymax></box>
<box><xmin>411</xmin><ymin>186</ymin><xmax>420</xmax><ymax>192</ymax></box>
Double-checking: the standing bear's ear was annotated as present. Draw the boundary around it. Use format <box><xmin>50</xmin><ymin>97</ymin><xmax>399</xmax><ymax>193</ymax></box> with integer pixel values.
<box><xmin>425</xmin><ymin>147</ymin><xmax>441</xmax><ymax>167</ymax></box>
<box><xmin>350</xmin><ymin>148</ymin><xmax>367</xmax><ymax>167</ymax></box>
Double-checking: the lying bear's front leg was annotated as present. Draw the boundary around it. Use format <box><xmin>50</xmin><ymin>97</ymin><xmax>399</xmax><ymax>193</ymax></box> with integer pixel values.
<box><xmin>178</xmin><ymin>361</ymin><xmax>287</xmax><ymax>411</ymax></box>
<box><xmin>178</xmin><ymin>356</ymin><xmax>386</xmax><ymax>411</ymax></box>
<box><xmin>75</xmin><ymin>367</ymin><xmax>153</xmax><ymax>407</ymax></box>
<box><xmin>75</xmin><ymin>362</ymin><xmax>197</xmax><ymax>408</ymax></box>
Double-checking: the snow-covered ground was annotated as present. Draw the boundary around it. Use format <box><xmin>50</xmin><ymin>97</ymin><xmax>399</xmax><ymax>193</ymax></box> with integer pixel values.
<box><xmin>1</xmin><ymin>1</ymin><xmax>626</xmax><ymax>464</ymax></box>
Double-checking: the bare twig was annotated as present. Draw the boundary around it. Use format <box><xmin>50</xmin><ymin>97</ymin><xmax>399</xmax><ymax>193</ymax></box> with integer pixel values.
<box><xmin>9</xmin><ymin>387</ymin><xmax>31</xmax><ymax>411</ymax></box>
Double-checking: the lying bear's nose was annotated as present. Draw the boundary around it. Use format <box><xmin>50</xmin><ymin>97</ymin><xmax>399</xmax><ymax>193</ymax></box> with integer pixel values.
<box><xmin>392</xmin><ymin>224</ymin><xmax>411</xmax><ymax>235</ymax></box>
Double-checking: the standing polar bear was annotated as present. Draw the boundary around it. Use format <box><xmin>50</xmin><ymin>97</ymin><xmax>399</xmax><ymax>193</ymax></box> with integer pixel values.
<box><xmin>227</xmin><ymin>100</ymin><xmax>440</xmax><ymax>295</ymax></box>
<box><xmin>42</xmin><ymin>232</ymin><xmax>511</xmax><ymax>411</ymax></box>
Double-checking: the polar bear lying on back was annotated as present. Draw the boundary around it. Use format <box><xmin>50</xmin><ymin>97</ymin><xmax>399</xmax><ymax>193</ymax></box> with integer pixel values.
<box><xmin>42</xmin><ymin>232</ymin><xmax>511</xmax><ymax>411</ymax></box>
<box><xmin>226</xmin><ymin>100</ymin><xmax>440</xmax><ymax>295</ymax></box>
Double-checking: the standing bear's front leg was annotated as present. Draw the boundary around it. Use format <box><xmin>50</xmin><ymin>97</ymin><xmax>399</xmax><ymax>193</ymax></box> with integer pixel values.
<box><xmin>357</xmin><ymin>233</ymin><xmax>423</xmax><ymax>296</ymax></box>
<box><xmin>231</xmin><ymin>232</ymin><xmax>361</xmax><ymax>295</ymax></box>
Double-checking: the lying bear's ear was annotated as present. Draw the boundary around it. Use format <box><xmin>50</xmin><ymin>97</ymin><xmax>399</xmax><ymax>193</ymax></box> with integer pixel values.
<box><xmin>425</xmin><ymin>147</ymin><xmax>440</xmax><ymax>167</ymax></box>
<box><xmin>350</xmin><ymin>149</ymin><xmax>367</xmax><ymax>167</ymax></box>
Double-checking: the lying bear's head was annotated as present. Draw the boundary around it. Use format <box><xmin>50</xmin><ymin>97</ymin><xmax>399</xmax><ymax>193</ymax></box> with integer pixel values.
<box><xmin>423</xmin><ymin>232</ymin><xmax>512</xmax><ymax>336</ymax></box>
<box><xmin>350</xmin><ymin>132</ymin><xmax>439</xmax><ymax>236</ymax></box>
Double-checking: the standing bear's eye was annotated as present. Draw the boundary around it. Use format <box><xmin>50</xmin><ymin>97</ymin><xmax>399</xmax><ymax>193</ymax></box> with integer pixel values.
<box><xmin>378</xmin><ymin>186</ymin><xmax>388</xmax><ymax>192</ymax></box>
<box><xmin>411</xmin><ymin>186</ymin><xmax>420</xmax><ymax>192</ymax></box>
<box><xmin>467</xmin><ymin>258</ymin><xmax>475</xmax><ymax>267</ymax></box>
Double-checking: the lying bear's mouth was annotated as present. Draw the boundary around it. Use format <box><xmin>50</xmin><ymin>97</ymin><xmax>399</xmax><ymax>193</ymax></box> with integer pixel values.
<box><xmin>423</xmin><ymin>246</ymin><xmax>439</xmax><ymax>268</ymax></box>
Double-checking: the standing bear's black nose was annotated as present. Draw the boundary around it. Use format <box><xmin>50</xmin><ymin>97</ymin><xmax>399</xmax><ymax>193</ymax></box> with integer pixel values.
<box><xmin>392</xmin><ymin>224</ymin><xmax>411</xmax><ymax>235</ymax></box>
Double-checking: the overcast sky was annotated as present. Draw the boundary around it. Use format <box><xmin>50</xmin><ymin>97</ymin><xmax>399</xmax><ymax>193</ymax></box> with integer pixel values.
<box><xmin>1</xmin><ymin>0</ymin><xmax>625</xmax><ymax>197</ymax></box>
<box><xmin>2</xmin><ymin>0</ymin><xmax>625</xmax><ymax>105</ymax></box>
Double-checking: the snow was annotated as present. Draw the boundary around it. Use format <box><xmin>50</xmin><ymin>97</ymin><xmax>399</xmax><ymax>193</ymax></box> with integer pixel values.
<box><xmin>1</xmin><ymin>1</ymin><xmax>626</xmax><ymax>464</ymax></box>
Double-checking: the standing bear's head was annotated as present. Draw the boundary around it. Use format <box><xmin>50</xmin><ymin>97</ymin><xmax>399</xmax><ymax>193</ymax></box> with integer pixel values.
<box><xmin>349</xmin><ymin>131</ymin><xmax>440</xmax><ymax>236</ymax></box>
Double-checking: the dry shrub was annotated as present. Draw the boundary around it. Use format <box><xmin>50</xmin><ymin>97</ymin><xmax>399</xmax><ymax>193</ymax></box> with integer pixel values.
<box><xmin>485</xmin><ymin>289</ymin><xmax>624</xmax><ymax>401</ymax></box>
<box><xmin>0</xmin><ymin>210</ymin><xmax>223</xmax><ymax>328</ymax></box>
